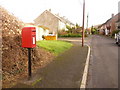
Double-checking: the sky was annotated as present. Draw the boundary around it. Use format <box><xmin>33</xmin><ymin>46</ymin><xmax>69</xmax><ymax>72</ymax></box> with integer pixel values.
<box><xmin>0</xmin><ymin>0</ymin><xmax>120</xmax><ymax>28</ymax></box>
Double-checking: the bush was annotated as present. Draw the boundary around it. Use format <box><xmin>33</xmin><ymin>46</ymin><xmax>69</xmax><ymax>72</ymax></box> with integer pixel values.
<box><xmin>58</xmin><ymin>33</ymin><xmax>82</xmax><ymax>37</ymax></box>
<box><xmin>85</xmin><ymin>33</ymin><xmax>88</xmax><ymax>37</ymax></box>
<box><xmin>112</xmin><ymin>30</ymin><xmax>120</xmax><ymax>37</ymax></box>
<box><xmin>91</xmin><ymin>26</ymin><xmax>98</xmax><ymax>35</ymax></box>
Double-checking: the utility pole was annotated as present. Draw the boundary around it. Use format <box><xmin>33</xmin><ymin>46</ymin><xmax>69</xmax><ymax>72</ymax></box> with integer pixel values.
<box><xmin>87</xmin><ymin>14</ymin><xmax>88</xmax><ymax>29</ymax></box>
<box><xmin>82</xmin><ymin>0</ymin><xmax>85</xmax><ymax>47</ymax></box>
<box><xmin>86</xmin><ymin>13</ymin><xmax>89</xmax><ymax>34</ymax></box>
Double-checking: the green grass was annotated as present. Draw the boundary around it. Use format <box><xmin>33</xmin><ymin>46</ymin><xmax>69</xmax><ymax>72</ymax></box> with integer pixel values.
<box><xmin>37</xmin><ymin>40</ymin><xmax>73</xmax><ymax>56</ymax></box>
<box><xmin>58</xmin><ymin>33</ymin><xmax>82</xmax><ymax>37</ymax></box>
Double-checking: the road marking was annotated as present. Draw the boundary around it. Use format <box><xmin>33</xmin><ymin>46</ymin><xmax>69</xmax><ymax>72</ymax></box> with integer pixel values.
<box><xmin>80</xmin><ymin>45</ymin><xmax>91</xmax><ymax>88</ymax></box>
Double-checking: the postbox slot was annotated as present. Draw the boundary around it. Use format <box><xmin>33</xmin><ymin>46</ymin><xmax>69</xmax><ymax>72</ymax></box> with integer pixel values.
<box><xmin>32</xmin><ymin>30</ymin><xmax>36</xmax><ymax>32</ymax></box>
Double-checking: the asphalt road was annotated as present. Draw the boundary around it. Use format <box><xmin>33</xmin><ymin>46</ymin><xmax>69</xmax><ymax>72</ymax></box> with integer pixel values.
<box><xmin>87</xmin><ymin>35</ymin><xmax>118</xmax><ymax>88</ymax></box>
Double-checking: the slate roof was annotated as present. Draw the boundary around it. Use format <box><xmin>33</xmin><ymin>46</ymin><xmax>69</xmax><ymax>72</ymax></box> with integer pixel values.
<box><xmin>35</xmin><ymin>10</ymin><xmax>75</xmax><ymax>26</ymax></box>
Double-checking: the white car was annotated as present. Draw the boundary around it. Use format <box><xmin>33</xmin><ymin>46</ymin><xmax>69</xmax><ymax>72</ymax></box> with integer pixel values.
<box><xmin>115</xmin><ymin>31</ymin><xmax>120</xmax><ymax>45</ymax></box>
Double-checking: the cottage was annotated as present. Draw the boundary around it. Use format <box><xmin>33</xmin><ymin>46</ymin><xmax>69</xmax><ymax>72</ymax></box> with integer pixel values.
<box><xmin>99</xmin><ymin>13</ymin><xmax>120</xmax><ymax>35</ymax></box>
<box><xmin>34</xmin><ymin>9</ymin><xmax>75</xmax><ymax>34</ymax></box>
<box><xmin>24</xmin><ymin>23</ymin><xmax>49</xmax><ymax>41</ymax></box>
<box><xmin>116</xmin><ymin>19</ymin><xmax>120</xmax><ymax>30</ymax></box>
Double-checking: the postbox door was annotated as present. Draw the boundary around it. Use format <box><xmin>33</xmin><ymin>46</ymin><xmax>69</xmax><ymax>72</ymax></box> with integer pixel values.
<box><xmin>22</xmin><ymin>27</ymin><xmax>36</xmax><ymax>48</ymax></box>
<box><xmin>31</xmin><ymin>29</ymin><xmax>36</xmax><ymax>47</ymax></box>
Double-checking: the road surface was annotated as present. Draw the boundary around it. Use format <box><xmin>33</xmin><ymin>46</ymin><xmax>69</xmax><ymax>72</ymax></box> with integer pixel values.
<box><xmin>87</xmin><ymin>35</ymin><xmax>118</xmax><ymax>88</ymax></box>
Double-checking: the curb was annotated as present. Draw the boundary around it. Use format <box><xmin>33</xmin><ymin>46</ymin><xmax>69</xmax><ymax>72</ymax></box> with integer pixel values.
<box><xmin>80</xmin><ymin>45</ymin><xmax>91</xmax><ymax>88</ymax></box>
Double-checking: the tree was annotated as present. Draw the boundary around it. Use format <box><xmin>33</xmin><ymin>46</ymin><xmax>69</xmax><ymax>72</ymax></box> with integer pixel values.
<box><xmin>91</xmin><ymin>26</ymin><xmax>97</xmax><ymax>34</ymax></box>
<box><xmin>66</xmin><ymin>25</ymin><xmax>72</xmax><ymax>33</ymax></box>
<box><xmin>76</xmin><ymin>23</ymin><xmax>81</xmax><ymax>29</ymax></box>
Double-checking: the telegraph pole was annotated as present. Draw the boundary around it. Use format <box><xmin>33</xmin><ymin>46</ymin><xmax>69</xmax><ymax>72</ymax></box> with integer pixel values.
<box><xmin>86</xmin><ymin>13</ymin><xmax>89</xmax><ymax>34</ymax></box>
<box><xmin>87</xmin><ymin>14</ymin><xmax>88</xmax><ymax>29</ymax></box>
<box><xmin>82</xmin><ymin>0</ymin><xmax>85</xmax><ymax>47</ymax></box>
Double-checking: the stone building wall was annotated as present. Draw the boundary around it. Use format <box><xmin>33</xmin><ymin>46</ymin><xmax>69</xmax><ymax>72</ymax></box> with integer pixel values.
<box><xmin>34</xmin><ymin>10</ymin><xmax>59</xmax><ymax>33</ymax></box>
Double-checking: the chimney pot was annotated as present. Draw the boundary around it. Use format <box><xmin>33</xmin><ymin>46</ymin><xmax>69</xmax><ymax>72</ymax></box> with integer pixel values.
<box><xmin>49</xmin><ymin>9</ymin><xmax>51</xmax><ymax>12</ymax></box>
<box><xmin>112</xmin><ymin>14</ymin><xmax>114</xmax><ymax>17</ymax></box>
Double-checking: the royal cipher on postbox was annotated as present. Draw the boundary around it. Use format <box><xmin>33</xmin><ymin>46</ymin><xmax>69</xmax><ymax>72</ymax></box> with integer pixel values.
<box><xmin>22</xmin><ymin>27</ymin><xmax>36</xmax><ymax>48</ymax></box>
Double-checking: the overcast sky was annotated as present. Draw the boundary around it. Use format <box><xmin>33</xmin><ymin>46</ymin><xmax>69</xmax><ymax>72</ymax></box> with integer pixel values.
<box><xmin>0</xmin><ymin>0</ymin><xmax>119</xmax><ymax>27</ymax></box>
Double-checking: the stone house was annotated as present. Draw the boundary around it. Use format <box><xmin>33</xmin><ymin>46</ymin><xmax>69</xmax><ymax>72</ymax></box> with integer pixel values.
<box><xmin>116</xmin><ymin>19</ymin><xmax>120</xmax><ymax>30</ymax></box>
<box><xmin>24</xmin><ymin>23</ymin><xmax>49</xmax><ymax>41</ymax></box>
<box><xmin>34</xmin><ymin>9</ymin><xmax>75</xmax><ymax>34</ymax></box>
<box><xmin>99</xmin><ymin>13</ymin><xmax>120</xmax><ymax>35</ymax></box>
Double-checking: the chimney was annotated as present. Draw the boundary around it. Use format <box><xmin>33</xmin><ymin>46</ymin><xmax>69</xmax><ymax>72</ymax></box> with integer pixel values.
<box><xmin>57</xmin><ymin>13</ymin><xmax>59</xmax><ymax>16</ymax></box>
<box><xmin>49</xmin><ymin>9</ymin><xmax>51</xmax><ymax>12</ymax></box>
<box><xmin>63</xmin><ymin>16</ymin><xmax>65</xmax><ymax>18</ymax></box>
<box><xmin>111</xmin><ymin>13</ymin><xmax>114</xmax><ymax>18</ymax></box>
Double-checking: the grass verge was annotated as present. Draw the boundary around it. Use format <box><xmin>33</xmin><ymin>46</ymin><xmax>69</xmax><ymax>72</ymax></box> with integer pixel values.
<box><xmin>37</xmin><ymin>40</ymin><xmax>73</xmax><ymax>56</ymax></box>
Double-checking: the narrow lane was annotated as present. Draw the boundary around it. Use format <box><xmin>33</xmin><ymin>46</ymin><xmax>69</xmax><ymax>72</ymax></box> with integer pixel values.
<box><xmin>87</xmin><ymin>35</ymin><xmax>118</xmax><ymax>88</ymax></box>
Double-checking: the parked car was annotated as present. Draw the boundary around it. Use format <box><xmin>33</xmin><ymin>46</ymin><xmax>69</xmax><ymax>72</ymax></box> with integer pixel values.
<box><xmin>115</xmin><ymin>31</ymin><xmax>120</xmax><ymax>45</ymax></box>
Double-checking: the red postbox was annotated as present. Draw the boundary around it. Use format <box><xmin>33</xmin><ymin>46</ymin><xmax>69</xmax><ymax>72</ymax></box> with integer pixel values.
<box><xmin>22</xmin><ymin>27</ymin><xmax>36</xmax><ymax>48</ymax></box>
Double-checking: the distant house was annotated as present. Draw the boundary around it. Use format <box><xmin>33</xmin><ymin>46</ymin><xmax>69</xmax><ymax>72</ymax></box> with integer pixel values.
<box><xmin>34</xmin><ymin>9</ymin><xmax>75</xmax><ymax>34</ymax></box>
<box><xmin>99</xmin><ymin>13</ymin><xmax>120</xmax><ymax>35</ymax></box>
<box><xmin>24</xmin><ymin>23</ymin><xmax>49</xmax><ymax>41</ymax></box>
<box><xmin>115</xmin><ymin>19</ymin><xmax>120</xmax><ymax>30</ymax></box>
<box><xmin>36</xmin><ymin>26</ymin><xmax>49</xmax><ymax>41</ymax></box>
<box><xmin>98</xmin><ymin>23</ymin><xmax>105</xmax><ymax>35</ymax></box>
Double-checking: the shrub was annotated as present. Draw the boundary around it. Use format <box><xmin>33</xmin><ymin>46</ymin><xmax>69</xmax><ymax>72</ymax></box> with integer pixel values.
<box><xmin>58</xmin><ymin>33</ymin><xmax>82</xmax><ymax>37</ymax></box>
<box><xmin>112</xmin><ymin>30</ymin><xmax>120</xmax><ymax>37</ymax></box>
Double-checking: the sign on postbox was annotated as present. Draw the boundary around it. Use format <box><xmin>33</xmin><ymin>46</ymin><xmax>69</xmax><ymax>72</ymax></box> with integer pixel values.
<box><xmin>22</xmin><ymin>27</ymin><xmax>36</xmax><ymax>48</ymax></box>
